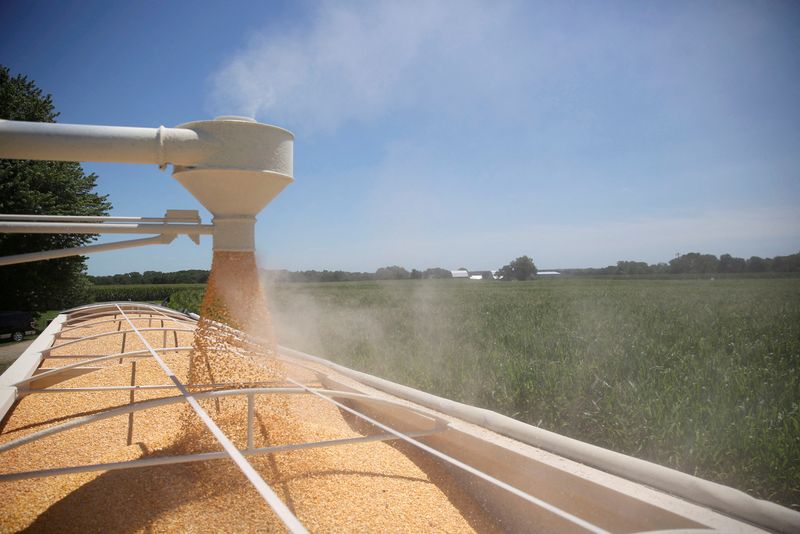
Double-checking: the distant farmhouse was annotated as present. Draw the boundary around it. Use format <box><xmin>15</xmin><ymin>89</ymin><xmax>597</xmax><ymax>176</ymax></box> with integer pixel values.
<box><xmin>538</xmin><ymin>271</ymin><xmax>561</xmax><ymax>276</ymax></box>
<box><xmin>451</xmin><ymin>269</ymin><xmax>499</xmax><ymax>280</ymax></box>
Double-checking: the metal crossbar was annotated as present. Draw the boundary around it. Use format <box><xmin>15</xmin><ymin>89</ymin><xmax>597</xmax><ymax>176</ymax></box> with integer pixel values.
<box><xmin>62</xmin><ymin>303</ymin><xmax>195</xmax><ymax>324</ymax></box>
<box><xmin>65</xmin><ymin>302</ymin><xmax>181</xmax><ymax>313</ymax></box>
<box><xmin>0</xmin><ymin>428</ymin><xmax>444</xmax><ymax>482</ymax></box>
<box><xmin>0</xmin><ymin>386</ymin><xmax>445</xmax><ymax>482</ymax></box>
<box><xmin>0</xmin><ymin>388</ymin><xmax>446</xmax><ymax>454</ymax></box>
<box><xmin>23</xmin><ymin>380</ymin><xmax>297</xmax><ymax>394</ymax></box>
<box><xmin>10</xmin><ymin>347</ymin><xmax>193</xmax><ymax>388</ymax></box>
<box><xmin>42</xmin><ymin>327</ymin><xmax>195</xmax><ymax>354</ymax></box>
<box><xmin>59</xmin><ymin>315</ymin><xmax>195</xmax><ymax>335</ymax></box>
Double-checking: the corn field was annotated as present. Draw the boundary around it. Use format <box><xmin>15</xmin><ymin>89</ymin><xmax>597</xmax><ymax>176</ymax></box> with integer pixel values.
<box><xmin>268</xmin><ymin>277</ymin><xmax>800</xmax><ymax>509</ymax></box>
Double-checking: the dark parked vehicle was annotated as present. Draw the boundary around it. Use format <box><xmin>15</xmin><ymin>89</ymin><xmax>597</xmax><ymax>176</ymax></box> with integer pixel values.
<box><xmin>0</xmin><ymin>311</ymin><xmax>37</xmax><ymax>342</ymax></box>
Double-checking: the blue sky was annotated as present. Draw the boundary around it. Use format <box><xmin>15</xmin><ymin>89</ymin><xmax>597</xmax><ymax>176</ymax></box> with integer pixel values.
<box><xmin>1</xmin><ymin>0</ymin><xmax>798</xmax><ymax>274</ymax></box>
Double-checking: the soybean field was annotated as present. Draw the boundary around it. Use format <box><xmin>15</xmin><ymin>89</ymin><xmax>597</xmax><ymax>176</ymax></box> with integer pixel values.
<box><xmin>266</xmin><ymin>277</ymin><xmax>800</xmax><ymax>509</ymax></box>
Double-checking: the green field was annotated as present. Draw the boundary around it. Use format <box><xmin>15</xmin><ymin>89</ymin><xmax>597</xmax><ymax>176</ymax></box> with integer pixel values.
<box><xmin>265</xmin><ymin>277</ymin><xmax>800</xmax><ymax>509</ymax></box>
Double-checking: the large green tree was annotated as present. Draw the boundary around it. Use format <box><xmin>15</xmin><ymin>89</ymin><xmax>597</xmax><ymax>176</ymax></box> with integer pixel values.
<box><xmin>375</xmin><ymin>265</ymin><xmax>410</xmax><ymax>280</ymax></box>
<box><xmin>0</xmin><ymin>66</ymin><xmax>111</xmax><ymax>311</ymax></box>
<box><xmin>497</xmin><ymin>255</ymin><xmax>537</xmax><ymax>281</ymax></box>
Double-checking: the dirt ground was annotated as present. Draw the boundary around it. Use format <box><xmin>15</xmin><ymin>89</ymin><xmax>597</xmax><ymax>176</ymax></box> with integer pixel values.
<box><xmin>0</xmin><ymin>339</ymin><xmax>32</xmax><ymax>372</ymax></box>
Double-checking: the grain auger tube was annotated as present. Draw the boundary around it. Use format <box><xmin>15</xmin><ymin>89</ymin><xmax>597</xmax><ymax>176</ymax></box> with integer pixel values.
<box><xmin>0</xmin><ymin>116</ymin><xmax>294</xmax><ymax>263</ymax></box>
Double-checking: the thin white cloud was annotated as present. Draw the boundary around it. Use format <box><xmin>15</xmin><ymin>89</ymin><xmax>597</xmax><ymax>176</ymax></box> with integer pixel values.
<box><xmin>208</xmin><ymin>1</ymin><xmax>771</xmax><ymax>134</ymax></box>
<box><xmin>209</xmin><ymin>1</ymin><xmax>532</xmax><ymax>132</ymax></box>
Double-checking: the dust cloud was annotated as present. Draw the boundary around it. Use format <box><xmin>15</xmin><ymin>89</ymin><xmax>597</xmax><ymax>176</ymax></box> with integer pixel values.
<box><xmin>261</xmin><ymin>274</ymin><xmax>487</xmax><ymax>405</ymax></box>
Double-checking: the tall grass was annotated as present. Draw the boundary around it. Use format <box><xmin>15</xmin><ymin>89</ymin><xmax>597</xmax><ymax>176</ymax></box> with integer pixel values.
<box><xmin>268</xmin><ymin>277</ymin><xmax>800</xmax><ymax>508</ymax></box>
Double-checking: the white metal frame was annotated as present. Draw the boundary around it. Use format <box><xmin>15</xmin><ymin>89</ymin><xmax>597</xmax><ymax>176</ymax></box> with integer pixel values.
<box><xmin>12</xmin><ymin>347</ymin><xmax>193</xmax><ymax>388</ymax></box>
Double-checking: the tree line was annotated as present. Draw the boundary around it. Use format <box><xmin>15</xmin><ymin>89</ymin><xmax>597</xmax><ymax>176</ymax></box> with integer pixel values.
<box><xmin>563</xmin><ymin>251</ymin><xmax>800</xmax><ymax>276</ymax></box>
<box><xmin>88</xmin><ymin>269</ymin><xmax>210</xmax><ymax>285</ymax></box>
<box><xmin>88</xmin><ymin>251</ymin><xmax>800</xmax><ymax>286</ymax></box>
<box><xmin>90</xmin><ymin>267</ymin><xmax>456</xmax><ymax>285</ymax></box>
<box><xmin>260</xmin><ymin>267</ymin><xmax>454</xmax><ymax>283</ymax></box>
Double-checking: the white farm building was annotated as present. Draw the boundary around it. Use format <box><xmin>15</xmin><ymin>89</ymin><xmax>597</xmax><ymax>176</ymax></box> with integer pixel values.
<box><xmin>538</xmin><ymin>271</ymin><xmax>561</xmax><ymax>276</ymax></box>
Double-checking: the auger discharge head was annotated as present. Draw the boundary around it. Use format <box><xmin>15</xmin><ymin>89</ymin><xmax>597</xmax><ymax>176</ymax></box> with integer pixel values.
<box><xmin>172</xmin><ymin>116</ymin><xmax>294</xmax><ymax>252</ymax></box>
